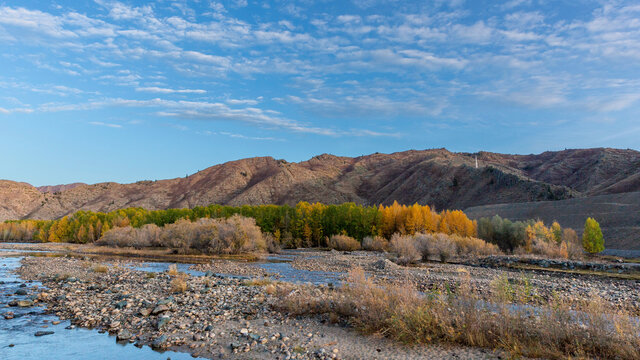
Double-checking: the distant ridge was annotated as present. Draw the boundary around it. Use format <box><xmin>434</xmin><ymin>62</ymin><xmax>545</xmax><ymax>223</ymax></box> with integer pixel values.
<box><xmin>37</xmin><ymin>183</ymin><xmax>86</xmax><ymax>194</ymax></box>
<box><xmin>2</xmin><ymin>147</ymin><xmax>640</xmax><ymax>249</ymax></box>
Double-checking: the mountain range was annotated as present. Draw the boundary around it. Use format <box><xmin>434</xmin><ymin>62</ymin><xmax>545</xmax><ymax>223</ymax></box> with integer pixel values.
<box><xmin>2</xmin><ymin>147</ymin><xmax>639</xmax><ymax>249</ymax></box>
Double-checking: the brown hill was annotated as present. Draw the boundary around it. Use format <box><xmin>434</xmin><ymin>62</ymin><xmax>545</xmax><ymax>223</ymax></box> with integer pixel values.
<box><xmin>1</xmin><ymin>148</ymin><xmax>639</xmax><ymax>247</ymax></box>
<box><xmin>37</xmin><ymin>183</ymin><xmax>86</xmax><ymax>194</ymax></box>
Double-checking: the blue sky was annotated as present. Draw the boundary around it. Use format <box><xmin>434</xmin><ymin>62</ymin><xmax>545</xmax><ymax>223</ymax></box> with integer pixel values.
<box><xmin>1</xmin><ymin>0</ymin><xmax>639</xmax><ymax>186</ymax></box>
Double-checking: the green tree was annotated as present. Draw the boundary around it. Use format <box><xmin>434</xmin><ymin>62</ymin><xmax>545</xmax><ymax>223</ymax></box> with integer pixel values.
<box><xmin>582</xmin><ymin>217</ymin><xmax>604</xmax><ymax>253</ymax></box>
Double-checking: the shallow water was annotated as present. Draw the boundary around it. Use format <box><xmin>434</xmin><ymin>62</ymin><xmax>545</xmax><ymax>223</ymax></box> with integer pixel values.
<box><xmin>125</xmin><ymin>251</ymin><xmax>344</xmax><ymax>285</ymax></box>
<box><xmin>255</xmin><ymin>255</ymin><xmax>342</xmax><ymax>285</ymax></box>
<box><xmin>0</xmin><ymin>256</ymin><xmax>198</xmax><ymax>360</ymax></box>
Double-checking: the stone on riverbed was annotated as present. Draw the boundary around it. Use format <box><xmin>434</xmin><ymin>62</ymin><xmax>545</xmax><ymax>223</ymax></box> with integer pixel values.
<box><xmin>152</xmin><ymin>304</ymin><xmax>169</xmax><ymax>315</ymax></box>
<box><xmin>34</xmin><ymin>331</ymin><xmax>54</xmax><ymax>337</ymax></box>
<box><xmin>17</xmin><ymin>300</ymin><xmax>34</xmax><ymax>307</ymax></box>
<box><xmin>116</xmin><ymin>329</ymin><xmax>132</xmax><ymax>341</ymax></box>
<box><xmin>151</xmin><ymin>335</ymin><xmax>168</xmax><ymax>349</ymax></box>
<box><xmin>114</xmin><ymin>300</ymin><xmax>127</xmax><ymax>309</ymax></box>
<box><xmin>156</xmin><ymin>315</ymin><xmax>171</xmax><ymax>330</ymax></box>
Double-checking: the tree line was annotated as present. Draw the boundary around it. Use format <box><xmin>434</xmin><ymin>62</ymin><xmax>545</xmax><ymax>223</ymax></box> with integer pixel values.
<box><xmin>0</xmin><ymin>201</ymin><xmax>477</xmax><ymax>246</ymax></box>
<box><xmin>0</xmin><ymin>201</ymin><xmax>603</xmax><ymax>255</ymax></box>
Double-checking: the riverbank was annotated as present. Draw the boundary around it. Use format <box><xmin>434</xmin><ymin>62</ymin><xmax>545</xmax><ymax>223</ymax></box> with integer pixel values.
<box><xmin>14</xmin><ymin>256</ymin><xmax>501</xmax><ymax>359</ymax></box>
<box><xmin>285</xmin><ymin>250</ymin><xmax>640</xmax><ymax>313</ymax></box>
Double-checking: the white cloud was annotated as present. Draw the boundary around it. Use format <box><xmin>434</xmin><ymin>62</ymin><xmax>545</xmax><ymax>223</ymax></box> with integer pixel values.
<box><xmin>89</xmin><ymin>121</ymin><xmax>122</xmax><ymax>128</ymax></box>
<box><xmin>136</xmin><ymin>87</ymin><xmax>206</xmax><ymax>94</ymax></box>
<box><xmin>451</xmin><ymin>21</ymin><xmax>493</xmax><ymax>43</ymax></box>
<box><xmin>0</xmin><ymin>106</ymin><xmax>34</xmax><ymax>114</ymax></box>
<box><xmin>0</xmin><ymin>6</ymin><xmax>76</xmax><ymax>38</ymax></box>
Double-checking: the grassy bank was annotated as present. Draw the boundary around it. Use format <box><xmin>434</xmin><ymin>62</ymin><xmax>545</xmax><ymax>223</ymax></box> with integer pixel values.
<box><xmin>274</xmin><ymin>268</ymin><xmax>640</xmax><ymax>359</ymax></box>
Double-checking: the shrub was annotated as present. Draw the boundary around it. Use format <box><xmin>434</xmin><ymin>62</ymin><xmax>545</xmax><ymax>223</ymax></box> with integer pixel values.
<box><xmin>562</xmin><ymin>228</ymin><xmax>582</xmax><ymax>259</ymax></box>
<box><xmin>264</xmin><ymin>233</ymin><xmax>281</xmax><ymax>253</ymax></box>
<box><xmin>92</xmin><ymin>265</ymin><xmax>108</xmax><ymax>273</ymax></box>
<box><xmin>98</xmin><ymin>215</ymin><xmax>267</xmax><ymax>255</ymax></box>
<box><xmin>413</xmin><ymin>233</ymin><xmax>435</xmax><ymax>261</ymax></box>
<box><xmin>362</xmin><ymin>236</ymin><xmax>389</xmax><ymax>252</ymax></box>
<box><xmin>390</xmin><ymin>233</ymin><xmax>420</xmax><ymax>265</ymax></box>
<box><xmin>328</xmin><ymin>234</ymin><xmax>361</xmax><ymax>251</ymax></box>
<box><xmin>452</xmin><ymin>235</ymin><xmax>500</xmax><ymax>257</ymax></box>
<box><xmin>431</xmin><ymin>234</ymin><xmax>457</xmax><ymax>263</ymax></box>
<box><xmin>167</xmin><ymin>264</ymin><xmax>179</xmax><ymax>276</ymax></box>
<box><xmin>170</xmin><ymin>275</ymin><xmax>187</xmax><ymax>293</ymax></box>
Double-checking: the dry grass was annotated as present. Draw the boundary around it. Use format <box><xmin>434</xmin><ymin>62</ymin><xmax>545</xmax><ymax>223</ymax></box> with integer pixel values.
<box><xmin>92</xmin><ymin>264</ymin><xmax>108</xmax><ymax>273</ymax></box>
<box><xmin>243</xmin><ymin>277</ymin><xmax>274</xmax><ymax>286</ymax></box>
<box><xmin>167</xmin><ymin>264</ymin><xmax>179</xmax><ymax>276</ymax></box>
<box><xmin>170</xmin><ymin>275</ymin><xmax>187</xmax><ymax>293</ymax></box>
<box><xmin>274</xmin><ymin>267</ymin><xmax>640</xmax><ymax>359</ymax></box>
<box><xmin>328</xmin><ymin>235</ymin><xmax>361</xmax><ymax>251</ymax></box>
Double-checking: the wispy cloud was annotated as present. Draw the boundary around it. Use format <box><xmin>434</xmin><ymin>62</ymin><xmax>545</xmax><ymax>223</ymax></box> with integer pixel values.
<box><xmin>136</xmin><ymin>87</ymin><xmax>206</xmax><ymax>94</ymax></box>
<box><xmin>89</xmin><ymin>121</ymin><xmax>121</xmax><ymax>128</ymax></box>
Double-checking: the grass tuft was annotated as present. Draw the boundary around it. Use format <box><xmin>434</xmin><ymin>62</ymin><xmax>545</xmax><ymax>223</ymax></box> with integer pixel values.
<box><xmin>92</xmin><ymin>265</ymin><xmax>108</xmax><ymax>273</ymax></box>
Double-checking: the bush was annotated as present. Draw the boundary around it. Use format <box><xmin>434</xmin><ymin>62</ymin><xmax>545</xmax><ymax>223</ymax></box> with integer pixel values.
<box><xmin>431</xmin><ymin>234</ymin><xmax>457</xmax><ymax>263</ymax></box>
<box><xmin>167</xmin><ymin>264</ymin><xmax>179</xmax><ymax>276</ymax></box>
<box><xmin>413</xmin><ymin>233</ymin><xmax>435</xmax><ymax>261</ymax></box>
<box><xmin>390</xmin><ymin>233</ymin><xmax>420</xmax><ymax>265</ymax></box>
<box><xmin>98</xmin><ymin>215</ymin><xmax>266</xmax><ymax>255</ymax></box>
<box><xmin>452</xmin><ymin>234</ymin><xmax>500</xmax><ymax>257</ymax></box>
<box><xmin>391</xmin><ymin>232</ymin><xmax>500</xmax><ymax>263</ymax></box>
<box><xmin>328</xmin><ymin>234</ymin><xmax>361</xmax><ymax>251</ymax></box>
<box><xmin>264</xmin><ymin>233</ymin><xmax>281</xmax><ymax>253</ymax></box>
<box><xmin>362</xmin><ymin>236</ymin><xmax>389</xmax><ymax>252</ymax></box>
<box><xmin>170</xmin><ymin>275</ymin><xmax>187</xmax><ymax>293</ymax></box>
<box><xmin>92</xmin><ymin>265</ymin><xmax>108</xmax><ymax>273</ymax></box>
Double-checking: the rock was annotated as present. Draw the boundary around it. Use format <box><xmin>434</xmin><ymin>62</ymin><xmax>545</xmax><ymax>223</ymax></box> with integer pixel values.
<box><xmin>151</xmin><ymin>335</ymin><xmax>168</xmax><ymax>349</ymax></box>
<box><xmin>204</xmin><ymin>325</ymin><xmax>214</xmax><ymax>331</ymax></box>
<box><xmin>8</xmin><ymin>300</ymin><xmax>18</xmax><ymax>307</ymax></box>
<box><xmin>115</xmin><ymin>300</ymin><xmax>127</xmax><ymax>309</ymax></box>
<box><xmin>240</xmin><ymin>328</ymin><xmax>249</xmax><ymax>336</ymax></box>
<box><xmin>230</xmin><ymin>342</ymin><xmax>242</xmax><ymax>350</ymax></box>
<box><xmin>4</xmin><ymin>312</ymin><xmax>14</xmax><ymax>320</ymax></box>
<box><xmin>34</xmin><ymin>331</ymin><xmax>54</xmax><ymax>337</ymax></box>
<box><xmin>17</xmin><ymin>300</ymin><xmax>34</xmax><ymax>307</ymax></box>
<box><xmin>139</xmin><ymin>308</ymin><xmax>152</xmax><ymax>317</ymax></box>
<box><xmin>152</xmin><ymin>304</ymin><xmax>169</xmax><ymax>315</ymax></box>
<box><xmin>117</xmin><ymin>329</ymin><xmax>133</xmax><ymax>341</ymax></box>
<box><xmin>157</xmin><ymin>315</ymin><xmax>171</xmax><ymax>330</ymax></box>
<box><xmin>15</xmin><ymin>289</ymin><xmax>28</xmax><ymax>295</ymax></box>
<box><xmin>157</xmin><ymin>297</ymin><xmax>174</xmax><ymax>306</ymax></box>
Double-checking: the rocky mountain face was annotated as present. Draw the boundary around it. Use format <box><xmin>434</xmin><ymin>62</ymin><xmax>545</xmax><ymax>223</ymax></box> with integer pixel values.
<box><xmin>36</xmin><ymin>183</ymin><xmax>86</xmax><ymax>194</ymax></box>
<box><xmin>1</xmin><ymin>148</ymin><xmax>639</xmax><ymax>224</ymax></box>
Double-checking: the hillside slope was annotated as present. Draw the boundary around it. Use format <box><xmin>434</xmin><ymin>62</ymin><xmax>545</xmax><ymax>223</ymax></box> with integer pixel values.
<box><xmin>1</xmin><ymin>148</ymin><xmax>639</xmax><ymax>234</ymax></box>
